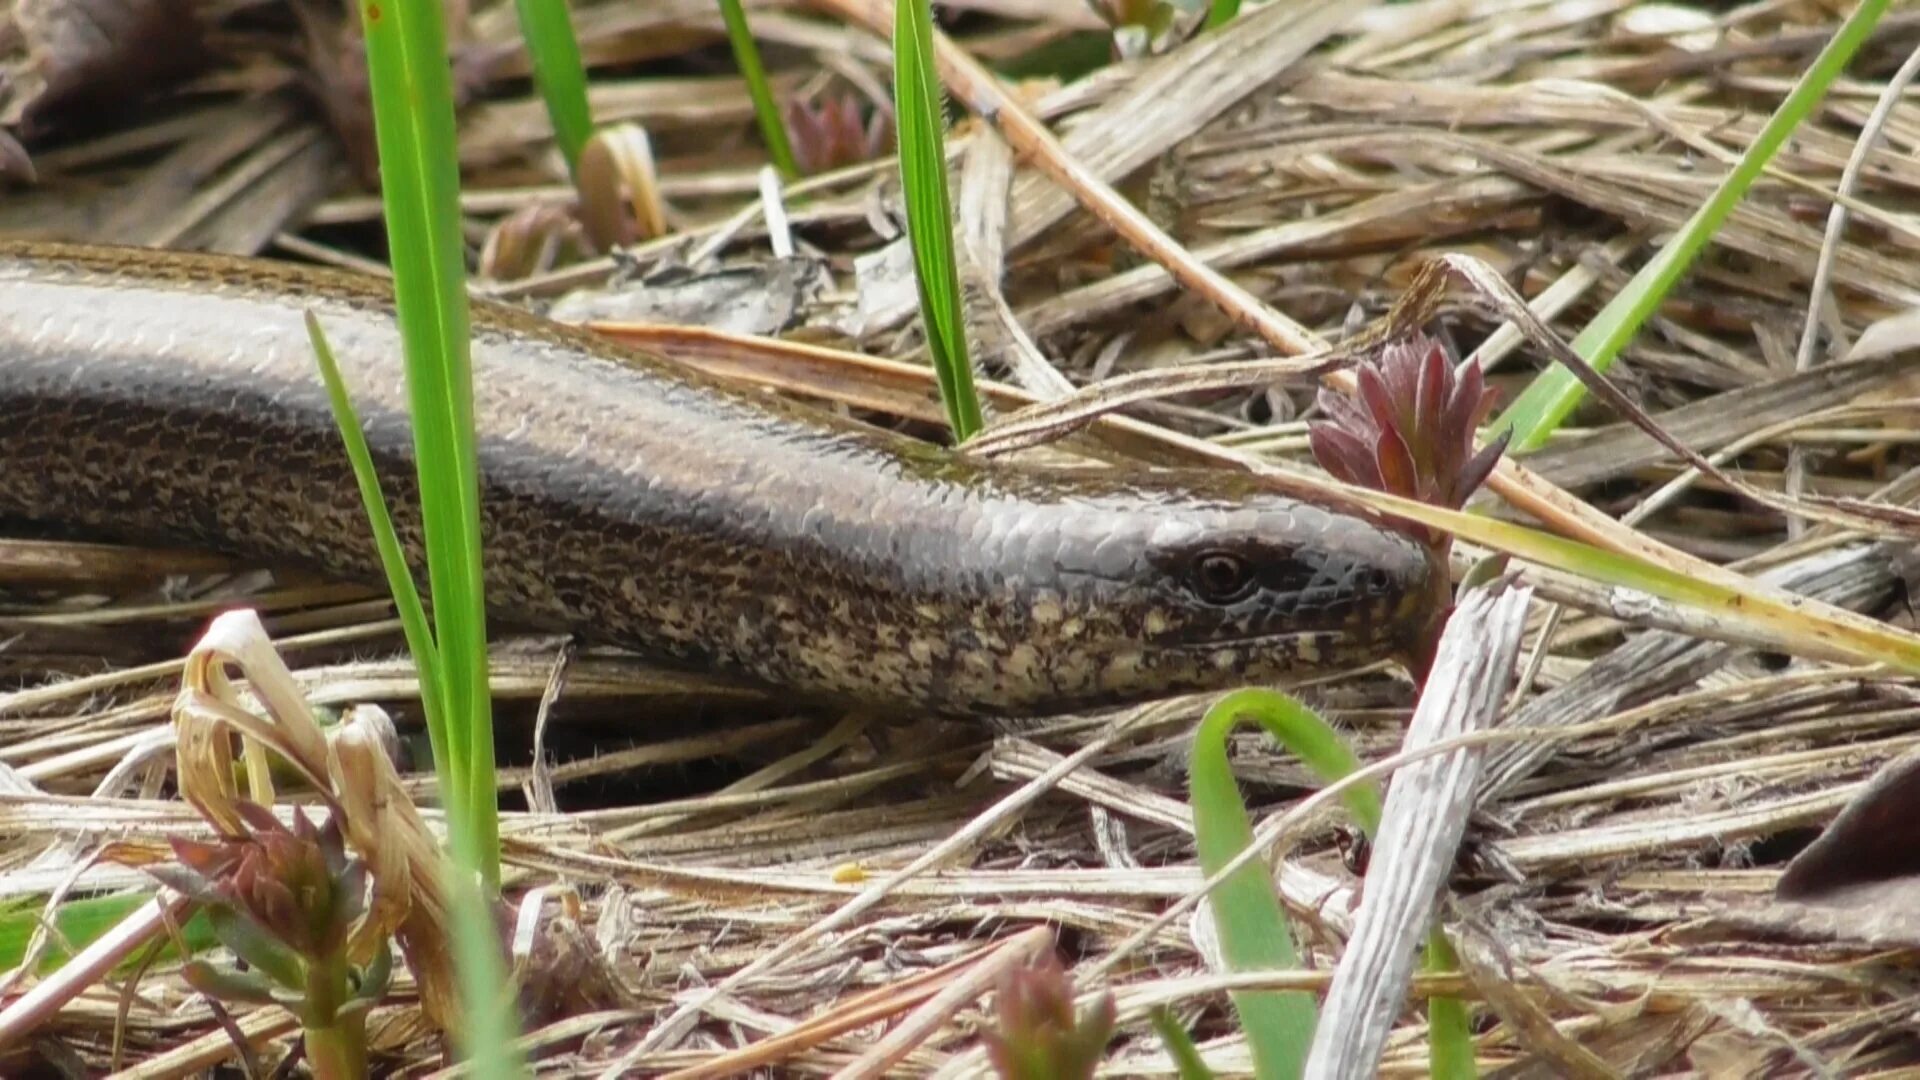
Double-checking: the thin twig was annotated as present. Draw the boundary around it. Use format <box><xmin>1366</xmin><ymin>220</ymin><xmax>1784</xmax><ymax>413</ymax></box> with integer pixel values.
<box><xmin>1786</xmin><ymin>43</ymin><xmax>1920</xmax><ymax>536</ymax></box>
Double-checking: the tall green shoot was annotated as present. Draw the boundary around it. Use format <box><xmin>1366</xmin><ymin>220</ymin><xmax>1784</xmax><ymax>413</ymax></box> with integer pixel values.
<box><xmin>894</xmin><ymin>0</ymin><xmax>985</xmax><ymax>441</ymax></box>
<box><xmin>718</xmin><ymin>0</ymin><xmax>801</xmax><ymax>180</ymax></box>
<box><xmin>1496</xmin><ymin>0</ymin><xmax>1890</xmax><ymax>450</ymax></box>
<box><xmin>353</xmin><ymin>0</ymin><xmax>496</xmax><ymax>887</ymax></box>
<box><xmin>513</xmin><ymin>0</ymin><xmax>595</xmax><ymax>176</ymax></box>
<box><xmin>1205</xmin><ymin>0</ymin><xmax>1240</xmax><ymax>30</ymax></box>
<box><xmin>330</xmin><ymin>0</ymin><xmax>524</xmax><ymax>1073</ymax></box>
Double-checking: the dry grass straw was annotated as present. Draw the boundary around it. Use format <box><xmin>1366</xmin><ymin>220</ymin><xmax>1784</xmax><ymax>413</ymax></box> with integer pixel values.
<box><xmin>4</xmin><ymin>0</ymin><xmax>1920</xmax><ymax>1074</ymax></box>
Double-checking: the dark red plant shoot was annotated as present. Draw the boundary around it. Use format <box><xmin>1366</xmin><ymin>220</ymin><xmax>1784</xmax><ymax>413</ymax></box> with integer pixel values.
<box><xmin>1309</xmin><ymin>333</ymin><xmax>1510</xmax><ymax>680</ymax></box>
<box><xmin>784</xmin><ymin>93</ymin><xmax>892</xmax><ymax>176</ymax></box>
<box><xmin>983</xmin><ymin>952</ymin><xmax>1117</xmax><ymax>1080</ymax></box>
<box><xmin>152</xmin><ymin>801</ymin><xmax>391</xmax><ymax>1080</ymax></box>
<box><xmin>1308</xmin><ymin>333</ymin><xmax>1508</xmax><ymax>550</ymax></box>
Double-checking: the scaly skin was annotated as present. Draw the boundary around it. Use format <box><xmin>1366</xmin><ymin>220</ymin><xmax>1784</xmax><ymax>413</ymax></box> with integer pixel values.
<box><xmin>0</xmin><ymin>242</ymin><xmax>1438</xmax><ymax>716</ymax></box>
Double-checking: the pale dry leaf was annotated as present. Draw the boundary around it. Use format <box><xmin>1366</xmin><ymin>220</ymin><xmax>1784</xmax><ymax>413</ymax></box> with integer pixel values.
<box><xmin>1843</xmin><ymin>307</ymin><xmax>1920</xmax><ymax>363</ymax></box>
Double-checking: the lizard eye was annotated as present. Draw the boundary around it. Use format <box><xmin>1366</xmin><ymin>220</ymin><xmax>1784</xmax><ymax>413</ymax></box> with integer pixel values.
<box><xmin>1190</xmin><ymin>550</ymin><xmax>1257</xmax><ymax>605</ymax></box>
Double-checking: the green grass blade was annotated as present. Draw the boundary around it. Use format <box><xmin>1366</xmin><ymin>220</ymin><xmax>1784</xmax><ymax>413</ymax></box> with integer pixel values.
<box><xmin>355</xmin><ymin>0</ymin><xmax>521</xmax><ymax>1073</ymax></box>
<box><xmin>513</xmin><ymin>0</ymin><xmax>596</xmax><ymax>176</ymax></box>
<box><xmin>0</xmin><ymin>895</ymin><xmax>215</xmax><ymax>974</ymax></box>
<box><xmin>1200</xmin><ymin>689</ymin><xmax>1380</xmax><ymax>832</ymax></box>
<box><xmin>355</xmin><ymin>0</ymin><xmax>497</xmax><ymax>880</ymax></box>
<box><xmin>1189</xmin><ymin>690</ymin><xmax>1338</xmax><ymax>1078</ymax></box>
<box><xmin>893</xmin><ymin>0</ymin><xmax>984</xmax><ymax>441</ymax></box>
<box><xmin>1150</xmin><ymin>1009</ymin><xmax>1219</xmax><ymax>1080</ymax></box>
<box><xmin>306</xmin><ymin>314</ymin><xmax>449</xmax><ymax>780</ymax></box>
<box><xmin>1343</xmin><ymin>484</ymin><xmax>1920</xmax><ymax>672</ymax></box>
<box><xmin>1496</xmin><ymin>0</ymin><xmax>1890</xmax><ymax>451</ymax></box>
<box><xmin>716</xmin><ymin>0</ymin><xmax>800</xmax><ymax>180</ymax></box>
<box><xmin>1204</xmin><ymin>0</ymin><xmax>1240</xmax><ymax>30</ymax></box>
<box><xmin>1423</xmin><ymin>931</ymin><xmax>1476</xmax><ymax>1079</ymax></box>
<box><xmin>1192</xmin><ymin>689</ymin><xmax>1476</xmax><ymax>1078</ymax></box>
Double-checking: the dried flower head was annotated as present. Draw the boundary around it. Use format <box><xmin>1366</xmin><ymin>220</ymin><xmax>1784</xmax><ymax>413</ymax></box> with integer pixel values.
<box><xmin>784</xmin><ymin>94</ymin><xmax>891</xmax><ymax>176</ymax></box>
<box><xmin>983</xmin><ymin>952</ymin><xmax>1116</xmax><ymax>1080</ymax></box>
<box><xmin>1308</xmin><ymin>334</ymin><xmax>1508</xmax><ymax>539</ymax></box>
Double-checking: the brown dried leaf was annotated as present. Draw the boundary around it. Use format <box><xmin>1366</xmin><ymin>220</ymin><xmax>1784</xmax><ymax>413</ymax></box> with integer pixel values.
<box><xmin>478</xmin><ymin>202</ymin><xmax>581</xmax><ymax>282</ymax></box>
<box><xmin>1759</xmin><ymin>751</ymin><xmax>1920</xmax><ymax>947</ymax></box>
<box><xmin>1778</xmin><ymin>751</ymin><xmax>1920</xmax><ymax>901</ymax></box>
<box><xmin>2</xmin><ymin>0</ymin><xmax>207</xmax><ymax>136</ymax></box>
<box><xmin>0</xmin><ymin>128</ymin><xmax>33</xmax><ymax>183</ymax></box>
<box><xmin>289</xmin><ymin>0</ymin><xmax>495</xmax><ymax>186</ymax></box>
<box><xmin>513</xmin><ymin>895</ymin><xmax>637</xmax><ymax>1029</ymax></box>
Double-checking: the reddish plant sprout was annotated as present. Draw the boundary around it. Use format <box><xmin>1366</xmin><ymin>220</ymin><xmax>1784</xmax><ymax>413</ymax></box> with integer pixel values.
<box><xmin>1308</xmin><ymin>333</ymin><xmax>1508</xmax><ymax>546</ymax></box>
<box><xmin>783</xmin><ymin>93</ymin><xmax>891</xmax><ymax>176</ymax></box>
<box><xmin>983</xmin><ymin>952</ymin><xmax>1116</xmax><ymax>1080</ymax></box>
<box><xmin>153</xmin><ymin>801</ymin><xmax>391</xmax><ymax>1079</ymax></box>
<box><xmin>167</xmin><ymin>802</ymin><xmax>365</xmax><ymax>962</ymax></box>
<box><xmin>1309</xmin><ymin>333</ymin><xmax>1509</xmax><ymax>681</ymax></box>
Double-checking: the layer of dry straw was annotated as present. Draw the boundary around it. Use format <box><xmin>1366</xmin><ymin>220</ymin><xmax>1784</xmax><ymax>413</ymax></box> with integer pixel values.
<box><xmin>3</xmin><ymin>0</ymin><xmax>1920</xmax><ymax>1074</ymax></box>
